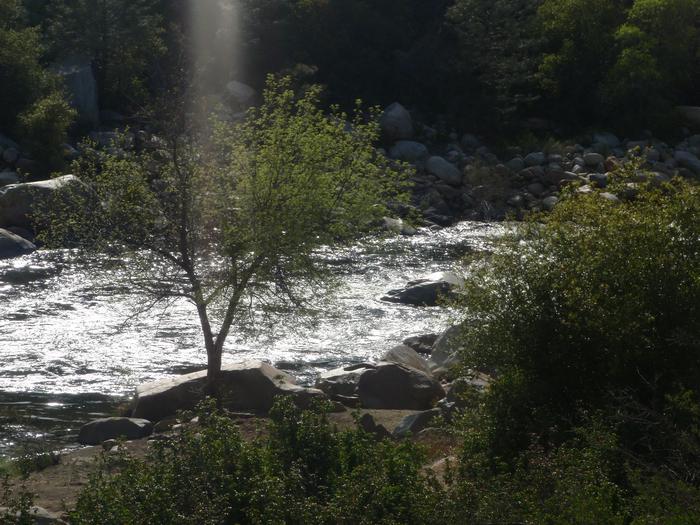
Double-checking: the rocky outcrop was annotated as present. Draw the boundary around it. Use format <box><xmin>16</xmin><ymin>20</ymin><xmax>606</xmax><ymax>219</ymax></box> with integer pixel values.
<box><xmin>0</xmin><ymin>228</ymin><xmax>36</xmax><ymax>259</ymax></box>
<box><xmin>78</xmin><ymin>417</ymin><xmax>153</xmax><ymax>446</ymax></box>
<box><xmin>0</xmin><ymin>175</ymin><xmax>87</xmax><ymax>229</ymax></box>
<box><xmin>357</xmin><ymin>362</ymin><xmax>444</xmax><ymax>410</ymax></box>
<box><xmin>382</xmin><ymin>271</ymin><xmax>464</xmax><ymax>306</ymax></box>
<box><xmin>53</xmin><ymin>56</ymin><xmax>99</xmax><ymax>127</ymax></box>
<box><xmin>316</xmin><ymin>363</ymin><xmax>374</xmax><ymax>400</ymax></box>
<box><xmin>132</xmin><ymin>360</ymin><xmax>326</xmax><ymax>421</ymax></box>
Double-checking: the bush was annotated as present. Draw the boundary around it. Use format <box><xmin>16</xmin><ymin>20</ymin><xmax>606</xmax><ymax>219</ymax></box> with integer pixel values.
<box><xmin>18</xmin><ymin>93</ymin><xmax>76</xmax><ymax>167</ymax></box>
<box><xmin>458</xmin><ymin>163</ymin><xmax>700</xmax><ymax>458</ymax></box>
<box><xmin>69</xmin><ymin>399</ymin><xmax>446</xmax><ymax>525</ymax></box>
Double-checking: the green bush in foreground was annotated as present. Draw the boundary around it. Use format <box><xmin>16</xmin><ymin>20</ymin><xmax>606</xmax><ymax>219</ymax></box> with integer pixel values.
<box><xmin>69</xmin><ymin>399</ymin><xmax>445</xmax><ymax>525</ymax></box>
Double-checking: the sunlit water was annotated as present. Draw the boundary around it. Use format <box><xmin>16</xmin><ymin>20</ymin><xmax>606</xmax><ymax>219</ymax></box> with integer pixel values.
<box><xmin>0</xmin><ymin>221</ymin><xmax>501</xmax><ymax>456</ymax></box>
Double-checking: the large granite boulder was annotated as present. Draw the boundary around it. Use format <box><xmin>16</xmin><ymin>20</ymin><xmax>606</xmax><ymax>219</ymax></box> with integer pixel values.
<box><xmin>53</xmin><ymin>56</ymin><xmax>99</xmax><ymax>127</ymax></box>
<box><xmin>426</xmin><ymin>156</ymin><xmax>462</xmax><ymax>186</ymax></box>
<box><xmin>388</xmin><ymin>140</ymin><xmax>429</xmax><ymax>162</ymax></box>
<box><xmin>382</xmin><ymin>271</ymin><xmax>464</xmax><ymax>306</ymax></box>
<box><xmin>357</xmin><ymin>362</ymin><xmax>445</xmax><ymax>410</ymax></box>
<box><xmin>381</xmin><ymin>345</ymin><xmax>432</xmax><ymax>375</ymax></box>
<box><xmin>78</xmin><ymin>417</ymin><xmax>153</xmax><ymax>445</ymax></box>
<box><xmin>429</xmin><ymin>325</ymin><xmax>465</xmax><ymax>371</ymax></box>
<box><xmin>0</xmin><ymin>506</ymin><xmax>65</xmax><ymax>524</ymax></box>
<box><xmin>132</xmin><ymin>360</ymin><xmax>325</xmax><ymax>421</ymax></box>
<box><xmin>380</xmin><ymin>102</ymin><xmax>413</xmax><ymax>142</ymax></box>
<box><xmin>0</xmin><ymin>175</ymin><xmax>87</xmax><ymax>229</ymax></box>
<box><xmin>0</xmin><ymin>228</ymin><xmax>36</xmax><ymax>259</ymax></box>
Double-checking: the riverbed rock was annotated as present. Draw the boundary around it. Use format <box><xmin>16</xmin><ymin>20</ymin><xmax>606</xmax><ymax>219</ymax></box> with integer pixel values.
<box><xmin>584</xmin><ymin>152</ymin><xmax>605</xmax><ymax>167</ymax></box>
<box><xmin>380</xmin><ymin>102</ymin><xmax>413</xmax><ymax>142</ymax></box>
<box><xmin>0</xmin><ymin>506</ymin><xmax>65</xmax><ymax>524</ymax></box>
<box><xmin>316</xmin><ymin>363</ymin><xmax>374</xmax><ymax>399</ymax></box>
<box><xmin>429</xmin><ymin>325</ymin><xmax>465</xmax><ymax>371</ymax></box>
<box><xmin>0</xmin><ymin>228</ymin><xmax>36</xmax><ymax>259</ymax></box>
<box><xmin>0</xmin><ymin>175</ymin><xmax>87</xmax><ymax>229</ymax></box>
<box><xmin>0</xmin><ymin>172</ymin><xmax>20</xmax><ymax>187</ymax></box>
<box><xmin>382</xmin><ymin>271</ymin><xmax>464</xmax><ymax>306</ymax></box>
<box><xmin>357</xmin><ymin>362</ymin><xmax>445</xmax><ymax>410</ymax></box>
<box><xmin>226</xmin><ymin>80</ymin><xmax>256</xmax><ymax>109</ymax></box>
<box><xmin>402</xmin><ymin>333</ymin><xmax>439</xmax><ymax>355</ymax></box>
<box><xmin>381</xmin><ymin>345</ymin><xmax>432</xmax><ymax>375</ymax></box>
<box><xmin>675</xmin><ymin>150</ymin><xmax>700</xmax><ymax>175</ymax></box>
<box><xmin>393</xmin><ymin>408</ymin><xmax>441</xmax><ymax>438</ymax></box>
<box><xmin>593</xmin><ymin>132</ymin><xmax>621</xmax><ymax>149</ymax></box>
<box><xmin>382</xmin><ymin>217</ymin><xmax>417</xmax><ymax>236</ymax></box>
<box><xmin>53</xmin><ymin>56</ymin><xmax>99</xmax><ymax>127</ymax></box>
<box><xmin>426</xmin><ymin>156</ymin><xmax>462</xmax><ymax>186</ymax></box>
<box><xmin>132</xmin><ymin>360</ymin><xmax>325</xmax><ymax>421</ymax></box>
<box><xmin>389</xmin><ymin>140</ymin><xmax>429</xmax><ymax>162</ymax></box>
<box><xmin>78</xmin><ymin>417</ymin><xmax>153</xmax><ymax>446</ymax></box>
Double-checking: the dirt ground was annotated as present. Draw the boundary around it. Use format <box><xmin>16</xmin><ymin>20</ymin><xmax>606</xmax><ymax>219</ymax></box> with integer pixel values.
<box><xmin>9</xmin><ymin>409</ymin><xmax>458</xmax><ymax>517</ymax></box>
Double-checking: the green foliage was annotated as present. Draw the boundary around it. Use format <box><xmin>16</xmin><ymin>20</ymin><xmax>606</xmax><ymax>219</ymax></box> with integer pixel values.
<box><xmin>458</xmin><ymin>163</ymin><xmax>700</xmax><ymax>458</ymax></box>
<box><xmin>0</xmin><ymin>0</ymin><xmax>73</xmax><ymax>165</ymax></box>
<box><xmin>17</xmin><ymin>92</ymin><xmax>76</xmax><ymax>166</ymax></box>
<box><xmin>69</xmin><ymin>398</ymin><xmax>444</xmax><ymax>525</ymax></box>
<box><xmin>44</xmin><ymin>0</ymin><xmax>166</xmax><ymax>110</ymax></box>
<box><xmin>446</xmin><ymin>0</ymin><xmax>543</xmax><ymax>126</ymax></box>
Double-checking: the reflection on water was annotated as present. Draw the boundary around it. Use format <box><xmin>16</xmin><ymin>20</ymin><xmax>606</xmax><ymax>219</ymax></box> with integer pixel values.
<box><xmin>0</xmin><ymin>221</ymin><xmax>501</xmax><ymax>456</ymax></box>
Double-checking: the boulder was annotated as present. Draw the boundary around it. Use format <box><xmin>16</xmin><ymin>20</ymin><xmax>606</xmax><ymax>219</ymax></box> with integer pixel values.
<box><xmin>78</xmin><ymin>417</ymin><xmax>153</xmax><ymax>446</ymax></box>
<box><xmin>0</xmin><ymin>228</ymin><xmax>36</xmax><ymax>259</ymax></box>
<box><xmin>132</xmin><ymin>360</ymin><xmax>325</xmax><ymax>421</ymax></box>
<box><xmin>426</xmin><ymin>156</ymin><xmax>462</xmax><ymax>186</ymax></box>
<box><xmin>316</xmin><ymin>363</ymin><xmax>374</xmax><ymax>399</ymax></box>
<box><xmin>357</xmin><ymin>362</ymin><xmax>445</xmax><ymax>410</ymax></box>
<box><xmin>0</xmin><ymin>175</ymin><xmax>87</xmax><ymax>229</ymax></box>
<box><xmin>382</xmin><ymin>217</ymin><xmax>417</xmax><ymax>236</ymax></box>
<box><xmin>677</xmin><ymin>106</ymin><xmax>700</xmax><ymax>127</ymax></box>
<box><xmin>382</xmin><ymin>271</ymin><xmax>464</xmax><ymax>306</ymax></box>
<box><xmin>381</xmin><ymin>345</ymin><xmax>432</xmax><ymax>375</ymax></box>
<box><xmin>389</xmin><ymin>141</ymin><xmax>429</xmax><ymax>162</ymax></box>
<box><xmin>226</xmin><ymin>81</ymin><xmax>256</xmax><ymax>109</ymax></box>
<box><xmin>2</xmin><ymin>147</ymin><xmax>19</xmax><ymax>165</ymax></box>
<box><xmin>429</xmin><ymin>325</ymin><xmax>465</xmax><ymax>371</ymax></box>
<box><xmin>53</xmin><ymin>56</ymin><xmax>99</xmax><ymax>127</ymax></box>
<box><xmin>593</xmin><ymin>132</ymin><xmax>621</xmax><ymax>149</ymax></box>
<box><xmin>584</xmin><ymin>152</ymin><xmax>605</xmax><ymax>167</ymax></box>
<box><xmin>380</xmin><ymin>102</ymin><xmax>413</xmax><ymax>142</ymax></box>
<box><xmin>357</xmin><ymin>413</ymin><xmax>391</xmax><ymax>440</ymax></box>
<box><xmin>393</xmin><ymin>408</ymin><xmax>442</xmax><ymax>438</ymax></box>
<box><xmin>524</xmin><ymin>152</ymin><xmax>546</xmax><ymax>166</ymax></box>
<box><xmin>675</xmin><ymin>150</ymin><xmax>700</xmax><ymax>175</ymax></box>
<box><xmin>542</xmin><ymin>196</ymin><xmax>559</xmax><ymax>211</ymax></box>
<box><xmin>402</xmin><ymin>333</ymin><xmax>438</xmax><ymax>355</ymax></box>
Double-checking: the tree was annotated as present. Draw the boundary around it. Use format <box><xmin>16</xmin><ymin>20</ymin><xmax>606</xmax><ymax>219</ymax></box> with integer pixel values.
<box><xmin>0</xmin><ymin>0</ymin><xmax>74</xmax><ymax>167</ymax></box>
<box><xmin>42</xmin><ymin>77</ymin><xmax>409</xmax><ymax>381</ymax></box>
<box><xmin>44</xmin><ymin>0</ymin><xmax>166</xmax><ymax>110</ymax></box>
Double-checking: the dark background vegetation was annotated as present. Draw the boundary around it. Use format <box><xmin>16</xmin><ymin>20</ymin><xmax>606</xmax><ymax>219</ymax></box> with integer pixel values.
<box><xmin>3</xmin><ymin>0</ymin><xmax>700</xmax><ymax>157</ymax></box>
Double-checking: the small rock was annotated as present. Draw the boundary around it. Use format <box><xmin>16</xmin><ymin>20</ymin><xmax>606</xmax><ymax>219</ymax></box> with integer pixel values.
<box><xmin>589</xmin><ymin>173</ymin><xmax>608</xmax><ymax>188</ymax></box>
<box><xmin>524</xmin><ymin>152</ymin><xmax>546</xmax><ymax>166</ymax></box>
<box><xmin>382</xmin><ymin>271</ymin><xmax>464</xmax><ymax>307</ymax></box>
<box><xmin>675</xmin><ymin>150</ymin><xmax>700</xmax><ymax>175</ymax></box>
<box><xmin>402</xmin><ymin>333</ymin><xmax>439</xmax><ymax>355</ymax></box>
<box><xmin>593</xmin><ymin>132</ymin><xmax>621</xmax><ymax>149</ymax></box>
<box><xmin>358</xmin><ymin>362</ymin><xmax>445</xmax><ymax>410</ymax></box>
<box><xmin>584</xmin><ymin>152</ymin><xmax>605</xmax><ymax>167</ymax></box>
<box><xmin>542</xmin><ymin>196</ymin><xmax>559</xmax><ymax>211</ymax></box>
<box><xmin>0</xmin><ymin>228</ymin><xmax>36</xmax><ymax>259</ymax></box>
<box><xmin>388</xmin><ymin>141</ymin><xmax>429</xmax><ymax>162</ymax></box>
<box><xmin>393</xmin><ymin>408</ymin><xmax>442</xmax><ymax>438</ymax></box>
<box><xmin>506</xmin><ymin>157</ymin><xmax>525</xmax><ymax>172</ymax></box>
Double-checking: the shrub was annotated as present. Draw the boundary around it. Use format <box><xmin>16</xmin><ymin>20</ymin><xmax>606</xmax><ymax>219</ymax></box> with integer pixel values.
<box><xmin>458</xmin><ymin>162</ymin><xmax>700</xmax><ymax>458</ymax></box>
<box><xmin>69</xmin><ymin>399</ymin><xmax>446</xmax><ymax>525</ymax></box>
<box><xmin>18</xmin><ymin>93</ymin><xmax>76</xmax><ymax>167</ymax></box>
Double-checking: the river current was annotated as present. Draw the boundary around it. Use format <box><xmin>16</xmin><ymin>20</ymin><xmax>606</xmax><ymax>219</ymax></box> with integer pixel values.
<box><xmin>0</xmin><ymin>221</ymin><xmax>501</xmax><ymax>457</ymax></box>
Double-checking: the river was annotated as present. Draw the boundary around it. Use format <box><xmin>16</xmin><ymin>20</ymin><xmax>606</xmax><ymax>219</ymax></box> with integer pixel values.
<box><xmin>0</xmin><ymin>221</ymin><xmax>501</xmax><ymax>457</ymax></box>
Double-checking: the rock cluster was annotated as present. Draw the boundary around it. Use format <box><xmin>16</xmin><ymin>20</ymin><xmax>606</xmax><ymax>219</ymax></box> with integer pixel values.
<box><xmin>379</xmin><ymin>103</ymin><xmax>700</xmax><ymax>226</ymax></box>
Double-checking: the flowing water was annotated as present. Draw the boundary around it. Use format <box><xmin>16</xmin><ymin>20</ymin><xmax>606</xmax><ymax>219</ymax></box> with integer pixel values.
<box><xmin>0</xmin><ymin>221</ymin><xmax>501</xmax><ymax>457</ymax></box>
